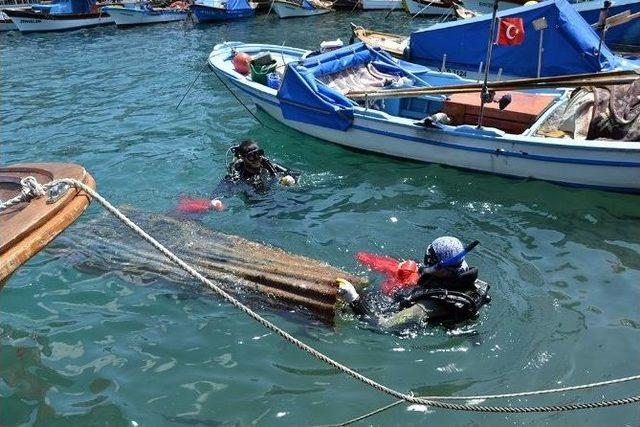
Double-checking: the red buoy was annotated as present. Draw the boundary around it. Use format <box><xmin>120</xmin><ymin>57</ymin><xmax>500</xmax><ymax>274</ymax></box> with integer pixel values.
<box><xmin>233</xmin><ymin>52</ymin><xmax>251</xmax><ymax>75</ymax></box>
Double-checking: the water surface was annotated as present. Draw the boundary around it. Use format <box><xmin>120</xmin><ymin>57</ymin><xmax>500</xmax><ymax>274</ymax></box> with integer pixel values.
<box><xmin>1</xmin><ymin>12</ymin><xmax>639</xmax><ymax>426</ymax></box>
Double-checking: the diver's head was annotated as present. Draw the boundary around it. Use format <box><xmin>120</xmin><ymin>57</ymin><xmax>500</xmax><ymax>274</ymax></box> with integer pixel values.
<box><xmin>425</xmin><ymin>236</ymin><xmax>467</xmax><ymax>271</ymax></box>
<box><xmin>235</xmin><ymin>139</ymin><xmax>264</xmax><ymax>168</ymax></box>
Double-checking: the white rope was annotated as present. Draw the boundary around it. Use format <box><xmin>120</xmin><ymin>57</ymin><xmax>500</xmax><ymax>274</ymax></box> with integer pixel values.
<box><xmin>2</xmin><ymin>177</ymin><xmax>639</xmax><ymax>414</ymax></box>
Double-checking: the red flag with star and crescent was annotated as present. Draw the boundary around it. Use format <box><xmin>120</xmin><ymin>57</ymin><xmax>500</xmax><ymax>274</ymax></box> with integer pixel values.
<box><xmin>496</xmin><ymin>17</ymin><xmax>525</xmax><ymax>46</ymax></box>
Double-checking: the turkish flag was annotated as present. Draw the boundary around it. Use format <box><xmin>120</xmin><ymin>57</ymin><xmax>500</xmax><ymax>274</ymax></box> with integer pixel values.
<box><xmin>496</xmin><ymin>17</ymin><xmax>525</xmax><ymax>46</ymax></box>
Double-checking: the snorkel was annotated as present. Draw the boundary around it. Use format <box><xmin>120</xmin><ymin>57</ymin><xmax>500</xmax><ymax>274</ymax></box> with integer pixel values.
<box><xmin>422</xmin><ymin>240</ymin><xmax>480</xmax><ymax>274</ymax></box>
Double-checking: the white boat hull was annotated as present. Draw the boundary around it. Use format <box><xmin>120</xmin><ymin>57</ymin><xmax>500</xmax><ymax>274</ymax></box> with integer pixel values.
<box><xmin>208</xmin><ymin>43</ymin><xmax>640</xmax><ymax>192</ymax></box>
<box><xmin>102</xmin><ymin>7</ymin><xmax>187</xmax><ymax>26</ymax></box>
<box><xmin>403</xmin><ymin>0</ymin><xmax>519</xmax><ymax>16</ymax></box>
<box><xmin>8</xmin><ymin>13</ymin><xmax>114</xmax><ymax>32</ymax></box>
<box><xmin>272</xmin><ymin>2</ymin><xmax>330</xmax><ymax>18</ymax></box>
<box><xmin>0</xmin><ymin>19</ymin><xmax>16</xmax><ymax>30</ymax></box>
<box><xmin>361</xmin><ymin>0</ymin><xmax>401</xmax><ymax>10</ymax></box>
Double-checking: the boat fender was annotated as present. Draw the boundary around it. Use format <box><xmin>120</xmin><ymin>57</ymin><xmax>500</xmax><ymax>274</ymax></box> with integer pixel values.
<box><xmin>402</xmin><ymin>46</ymin><xmax>410</xmax><ymax>61</ymax></box>
<box><xmin>421</xmin><ymin>112</ymin><xmax>451</xmax><ymax>128</ymax></box>
<box><xmin>233</xmin><ymin>51</ymin><xmax>252</xmax><ymax>76</ymax></box>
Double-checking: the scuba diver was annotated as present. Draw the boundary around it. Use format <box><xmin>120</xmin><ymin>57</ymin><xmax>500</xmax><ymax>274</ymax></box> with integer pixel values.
<box><xmin>224</xmin><ymin>139</ymin><xmax>297</xmax><ymax>193</ymax></box>
<box><xmin>177</xmin><ymin>140</ymin><xmax>298</xmax><ymax>215</ymax></box>
<box><xmin>338</xmin><ymin>236</ymin><xmax>491</xmax><ymax>330</ymax></box>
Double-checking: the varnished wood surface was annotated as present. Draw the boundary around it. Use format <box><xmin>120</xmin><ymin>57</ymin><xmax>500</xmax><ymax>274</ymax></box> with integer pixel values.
<box><xmin>0</xmin><ymin>163</ymin><xmax>95</xmax><ymax>284</ymax></box>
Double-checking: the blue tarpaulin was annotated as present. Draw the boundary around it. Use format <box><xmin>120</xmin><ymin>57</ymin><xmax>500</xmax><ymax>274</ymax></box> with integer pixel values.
<box><xmin>226</xmin><ymin>0</ymin><xmax>251</xmax><ymax>11</ymax></box>
<box><xmin>49</xmin><ymin>0</ymin><xmax>94</xmax><ymax>14</ymax></box>
<box><xmin>277</xmin><ymin>43</ymin><xmax>408</xmax><ymax>131</ymax></box>
<box><xmin>409</xmin><ymin>0</ymin><xmax>623</xmax><ymax>78</ymax></box>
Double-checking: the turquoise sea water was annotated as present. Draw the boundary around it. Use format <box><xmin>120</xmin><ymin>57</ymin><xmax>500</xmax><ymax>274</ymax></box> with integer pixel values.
<box><xmin>1</xmin><ymin>13</ymin><xmax>639</xmax><ymax>426</ymax></box>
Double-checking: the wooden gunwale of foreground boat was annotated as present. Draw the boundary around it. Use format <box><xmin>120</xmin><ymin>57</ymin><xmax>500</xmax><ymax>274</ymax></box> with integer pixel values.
<box><xmin>0</xmin><ymin>163</ymin><xmax>95</xmax><ymax>285</ymax></box>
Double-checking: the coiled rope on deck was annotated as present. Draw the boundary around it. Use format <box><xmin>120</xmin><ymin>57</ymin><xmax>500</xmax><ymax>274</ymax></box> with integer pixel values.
<box><xmin>2</xmin><ymin>177</ymin><xmax>639</xmax><ymax>414</ymax></box>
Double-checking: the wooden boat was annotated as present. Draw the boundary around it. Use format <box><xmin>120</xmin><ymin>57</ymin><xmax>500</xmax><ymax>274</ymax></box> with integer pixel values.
<box><xmin>351</xmin><ymin>24</ymin><xmax>408</xmax><ymax>57</ymax></box>
<box><xmin>208</xmin><ymin>41</ymin><xmax>640</xmax><ymax>192</ymax></box>
<box><xmin>4</xmin><ymin>8</ymin><xmax>114</xmax><ymax>32</ymax></box>
<box><xmin>101</xmin><ymin>3</ymin><xmax>188</xmax><ymax>27</ymax></box>
<box><xmin>0</xmin><ymin>163</ymin><xmax>95</xmax><ymax>285</ymax></box>
<box><xmin>48</xmin><ymin>208</ymin><xmax>367</xmax><ymax>321</ymax></box>
<box><xmin>272</xmin><ymin>0</ymin><xmax>331</xmax><ymax>18</ymax></box>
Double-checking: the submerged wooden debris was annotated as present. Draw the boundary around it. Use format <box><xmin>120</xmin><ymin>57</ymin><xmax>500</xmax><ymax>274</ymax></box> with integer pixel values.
<box><xmin>49</xmin><ymin>209</ymin><xmax>367</xmax><ymax>321</ymax></box>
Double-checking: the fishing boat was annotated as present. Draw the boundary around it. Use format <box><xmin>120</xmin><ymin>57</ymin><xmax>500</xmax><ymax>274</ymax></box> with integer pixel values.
<box><xmin>0</xmin><ymin>10</ymin><xmax>15</xmax><ymax>30</ymax></box>
<box><xmin>361</xmin><ymin>0</ymin><xmax>401</xmax><ymax>10</ymax></box>
<box><xmin>402</xmin><ymin>0</ymin><xmax>518</xmax><ymax>16</ymax></box>
<box><xmin>351</xmin><ymin>25</ymin><xmax>408</xmax><ymax>56</ymax></box>
<box><xmin>101</xmin><ymin>2</ymin><xmax>188</xmax><ymax>27</ymax></box>
<box><xmin>208</xmin><ymin>41</ymin><xmax>640</xmax><ymax>192</ymax></box>
<box><xmin>4</xmin><ymin>0</ymin><xmax>114</xmax><ymax>32</ymax></box>
<box><xmin>0</xmin><ymin>163</ymin><xmax>95</xmax><ymax>284</ymax></box>
<box><xmin>572</xmin><ymin>0</ymin><xmax>640</xmax><ymax>51</ymax></box>
<box><xmin>386</xmin><ymin>0</ymin><xmax>640</xmax><ymax>79</ymax></box>
<box><xmin>190</xmin><ymin>0</ymin><xmax>256</xmax><ymax>22</ymax></box>
<box><xmin>0</xmin><ymin>0</ymin><xmax>39</xmax><ymax>30</ymax></box>
<box><xmin>271</xmin><ymin>0</ymin><xmax>331</xmax><ymax>18</ymax></box>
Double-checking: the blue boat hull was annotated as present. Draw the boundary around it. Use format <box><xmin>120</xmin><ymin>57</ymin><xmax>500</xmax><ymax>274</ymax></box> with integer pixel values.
<box><xmin>575</xmin><ymin>1</ymin><xmax>640</xmax><ymax>49</ymax></box>
<box><xmin>190</xmin><ymin>4</ymin><xmax>254</xmax><ymax>22</ymax></box>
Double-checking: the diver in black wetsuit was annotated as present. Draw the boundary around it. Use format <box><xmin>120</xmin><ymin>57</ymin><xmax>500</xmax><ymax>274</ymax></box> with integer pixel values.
<box><xmin>221</xmin><ymin>139</ymin><xmax>297</xmax><ymax>194</ymax></box>
<box><xmin>338</xmin><ymin>237</ymin><xmax>491</xmax><ymax>330</ymax></box>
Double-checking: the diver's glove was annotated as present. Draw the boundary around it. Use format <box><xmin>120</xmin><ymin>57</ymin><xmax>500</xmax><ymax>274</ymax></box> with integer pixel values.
<box><xmin>280</xmin><ymin>175</ymin><xmax>296</xmax><ymax>187</ymax></box>
<box><xmin>336</xmin><ymin>278</ymin><xmax>360</xmax><ymax>303</ymax></box>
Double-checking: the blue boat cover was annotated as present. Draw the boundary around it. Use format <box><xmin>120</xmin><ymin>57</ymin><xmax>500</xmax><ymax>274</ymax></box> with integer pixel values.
<box><xmin>226</xmin><ymin>0</ymin><xmax>251</xmax><ymax>10</ymax></box>
<box><xmin>409</xmin><ymin>0</ymin><xmax>621</xmax><ymax>77</ymax></box>
<box><xmin>50</xmin><ymin>0</ymin><xmax>94</xmax><ymax>14</ymax></box>
<box><xmin>573</xmin><ymin>0</ymin><xmax>640</xmax><ymax>48</ymax></box>
<box><xmin>277</xmin><ymin>43</ymin><xmax>408</xmax><ymax>131</ymax></box>
<box><xmin>302</xmin><ymin>0</ymin><xmax>314</xmax><ymax>10</ymax></box>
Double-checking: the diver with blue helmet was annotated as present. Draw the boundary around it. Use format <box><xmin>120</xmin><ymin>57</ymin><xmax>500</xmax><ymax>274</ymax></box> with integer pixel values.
<box><xmin>338</xmin><ymin>236</ymin><xmax>491</xmax><ymax>330</ymax></box>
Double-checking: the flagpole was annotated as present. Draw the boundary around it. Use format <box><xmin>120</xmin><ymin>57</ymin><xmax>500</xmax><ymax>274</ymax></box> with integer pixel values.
<box><xmin>477</xmin><ymin>0</ymin><xmax>500</xmax><ymax>129</ymax></box>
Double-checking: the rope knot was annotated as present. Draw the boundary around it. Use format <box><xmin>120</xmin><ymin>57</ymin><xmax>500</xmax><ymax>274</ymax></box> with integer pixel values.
<box><xmin>20</xmin><ymin>176</ymin><xmax>46</xmax><ymax>200</ymax></box>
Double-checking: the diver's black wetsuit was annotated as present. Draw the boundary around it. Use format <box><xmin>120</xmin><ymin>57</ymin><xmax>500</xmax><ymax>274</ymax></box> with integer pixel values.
<box><xmin>214</xmin><ymin>158</ymin><xmax>297</xmax><ymax>196</ymax></box>
<box><xmin>348</xmin><ymin>267</ymin><xmax>490</xmax><ymax>330</ymax></box>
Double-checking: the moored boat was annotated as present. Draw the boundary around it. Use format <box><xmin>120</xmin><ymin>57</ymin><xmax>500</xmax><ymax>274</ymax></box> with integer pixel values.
<box><xmin>271</xmin><ymin>0</ymin><xmax>331</xmax><ymax>18</ymax></box>
<box><xmin>208</xmin><ymin>41</ymin><xmax>640</xmax><ymax>192</ymax></box>
<box><xmin>407</xmin><ymin>0</ymin><xmax>640</xmax><ymax>80</ymax></box>
<box><xmin>572</xmin><ymin>0</ymin><xmax>640</xmax><ymax>52</ymax></box>
<box><xmin>361</xmin><ymin>0</ymin><xmax>401</xmax><ymax>10</ymax></box>
<box><xmin>4</xmin><ymin>0</ymin><xmax>114</xmax><ymax>33</ymax></box>
<box><xmin>0</xmin><ymin>163</ymin><xmax>95</xmax><ymax>284</ymax></box>
<box><xmin>190</xmin><ymin>0</ymin><xmax>256</xmax><ymax>22</ymax></box>
<box><xmin>0</xmin><ymin>10</ymin><xmax>15</xmax><ymax>30</ymax></box>
<box><xmin>101</xmin><ymin>2</ymin><xmax>188</xmax><ymax>27</ymax></box>
<box><xmin>4</xmin><ymin>8</ymin><xmax>114</xmax><ymax>32</ymax></box>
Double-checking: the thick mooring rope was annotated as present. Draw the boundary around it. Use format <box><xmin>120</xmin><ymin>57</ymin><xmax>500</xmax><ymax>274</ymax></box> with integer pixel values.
<box><xmin>2</xmin><ymin>177</ymin><xmax>639</xmax><ymax>414</ymax></box>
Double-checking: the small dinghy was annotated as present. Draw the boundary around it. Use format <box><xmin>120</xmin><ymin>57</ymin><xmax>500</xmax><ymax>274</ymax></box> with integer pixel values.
<box><xmin>190</xmin><ymin>0</ymin><xmax>257</xmax><ymax>22</ymax></box>
<box><xmin>0</xmin><ymin>163</ymin><xmax>95</xmax><ymax>284</ymax></box>
<box><xmin>101</xmin><ymin>2</ymin><xmax>188</xmax><ymax>27</ymax></box>
<box><xmin>272</xmin><ymin>0</ymin><xmax>331</xmax><ymax>18</ymax></box>
<box><xmin>351</xmin><ymin>24</ymin><xmax>408</xmax><ymax>57</ymax></box>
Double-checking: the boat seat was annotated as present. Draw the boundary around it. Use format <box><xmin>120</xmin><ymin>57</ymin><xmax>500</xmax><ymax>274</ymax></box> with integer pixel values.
<box><xmin>443</xmin><ymin>91</ymin><xmax>557</xmax><ymax>134</ymax></box>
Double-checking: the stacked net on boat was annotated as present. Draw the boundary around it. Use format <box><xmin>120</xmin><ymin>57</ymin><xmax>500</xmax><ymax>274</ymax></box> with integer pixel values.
<box><xmin>317</xmin><ymin>64</ymin><xmax>401</xmax><ymax>95</ymax></box>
